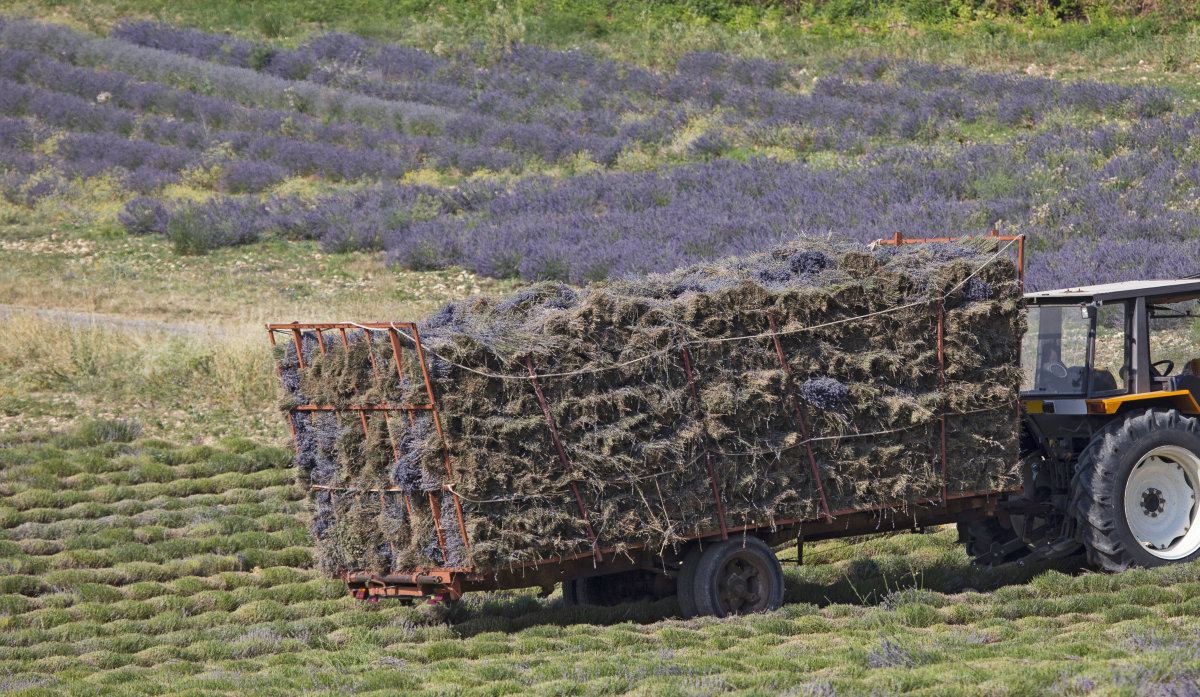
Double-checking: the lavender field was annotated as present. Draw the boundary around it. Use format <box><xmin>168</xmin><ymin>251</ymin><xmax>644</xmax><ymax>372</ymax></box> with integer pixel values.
<box><xmin>0</xmin><ymin>19</ymin><xmax>1195</xmax><ymax>290</ymax></box>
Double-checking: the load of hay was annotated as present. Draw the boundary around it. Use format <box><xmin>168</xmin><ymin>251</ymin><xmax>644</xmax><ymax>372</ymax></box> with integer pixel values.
<box><xmin>272</xmin><ymin>237</ymin><xmax>1024</xmax><ymax>574</ymax></box>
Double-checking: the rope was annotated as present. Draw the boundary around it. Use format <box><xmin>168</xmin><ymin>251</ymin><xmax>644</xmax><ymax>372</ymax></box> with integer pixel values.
<box><xmin>334</xmin><ymin>238</ymin><xmax>1018</xmax><ymax>382</ymax></box>
<box><xmin>303</xmin><ymin>402</ymin><xmax>1014</xmax><ymax>505</ymax></box>
<box><xmin>710</xmin><ymin>401</ymin><xmax>1015</xmax><ymax>457</ymax></box>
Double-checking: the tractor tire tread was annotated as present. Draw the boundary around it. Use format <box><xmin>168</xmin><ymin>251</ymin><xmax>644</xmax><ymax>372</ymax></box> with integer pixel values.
<box><xmin>1070</xmin><ymin>408</ymin><xmax>1200</xmax><ymax>572</ymax></box>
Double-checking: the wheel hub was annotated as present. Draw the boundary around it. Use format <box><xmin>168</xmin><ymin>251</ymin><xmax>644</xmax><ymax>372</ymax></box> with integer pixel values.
<box><xmin>1124</xmin><ymin>447</ymin><xmax>1200</xmax><ymax>557</ymax></box>
<box><xmin>1141</xmin><ymin>487</ymin><xmax>1165</xmax><ymax>517</ymax></box>
<box><xmin>717</xmin><ymin>557</ymin><xmax>766</xmax><ymax>614</ymax></box>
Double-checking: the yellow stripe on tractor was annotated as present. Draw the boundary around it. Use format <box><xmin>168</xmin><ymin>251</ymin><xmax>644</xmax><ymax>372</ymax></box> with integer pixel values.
<box><xmin>1084</xmin><ymin>390</ymin><xmax>1200</xmax><ymax>416</ymax></box>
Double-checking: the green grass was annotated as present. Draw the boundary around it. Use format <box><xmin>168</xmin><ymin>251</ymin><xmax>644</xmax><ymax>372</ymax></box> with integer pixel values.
<box><xmin>4</xmin><ymin>0</ymin><xmax>1200</xmax><ymax>91</ymax></box>
<box><xmin>5</xmin><ymin>421</ymin><xmax>1200</xmax><ymax>696</ymax></box>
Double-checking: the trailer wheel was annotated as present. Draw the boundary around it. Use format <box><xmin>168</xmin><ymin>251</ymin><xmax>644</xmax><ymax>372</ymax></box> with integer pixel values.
<box><xmin>692</xmin><ymin>537</ymin><xmax>784</xmax><ymax>618</ymax></box>
<box><xmin>676</xmin><ymin>544</ymin><xmax>704</xmax><ymax>618</ymax></box>
<box><xmin>1072</xmin><ymin>409</ymin><xmax>1200</xmax><ymax>571</ymax></box>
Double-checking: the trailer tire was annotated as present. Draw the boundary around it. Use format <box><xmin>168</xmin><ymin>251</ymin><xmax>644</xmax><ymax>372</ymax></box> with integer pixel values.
<box><xmin>676</xmin><ymin>544</ymin><xmax>704</xmax><ymax>618</ymax></box>
<box><xmin>1072</xmin><ymin>409</ymin><xmax>1200</xmax><ymax>571</ymax></box>
<box><xmin>693</xmin><ymin>537</ymin><xmax>784</xmax><ymax>618</ymax></box>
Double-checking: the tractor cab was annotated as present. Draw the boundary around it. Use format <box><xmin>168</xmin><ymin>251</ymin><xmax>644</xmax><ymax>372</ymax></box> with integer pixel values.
<box><xmin>1021</xmin><ymin>280</ymin><xmax>1200</xmax><ymax>427</ymax></box>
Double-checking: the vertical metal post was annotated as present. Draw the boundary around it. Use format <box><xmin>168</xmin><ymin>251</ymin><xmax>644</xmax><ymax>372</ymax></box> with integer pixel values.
<box><xmin>677</xmin><ymin>341</ymin><xmax>730</xmax><ymax>541</ymax></box>
<box><xmin>291</xmin><ymin>328</ymin><xmax>306</xmax><ymax>369</ymax></box>
<box><xmin>938</xmin><ymin>301</ymin><xmax>948</xmax><ymax>506</ymax></box>
<box><xmin>410</xmin><ymin>326</ymin><xmax>470</xmax><ymax>552</ymax></box>
<box><xmin>767</xmin><ymin>315</ymin><xmax>833</xmax><ymax>523</ymax></box>
<box><xmin>267</xmin><ymin>329</ymin><xmax>301</xmax><ymax>455</ymax></box>
<box><xmin>525</xmin><ymin>357</ymin><xmax>604</xmax><ymax>562</ymax></box>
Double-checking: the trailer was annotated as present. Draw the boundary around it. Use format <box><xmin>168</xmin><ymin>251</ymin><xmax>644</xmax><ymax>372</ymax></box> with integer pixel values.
<box><xmin>266</xmin><ymin>232</ymin><xmax>1200</xmax><ymax>617</ymax></box>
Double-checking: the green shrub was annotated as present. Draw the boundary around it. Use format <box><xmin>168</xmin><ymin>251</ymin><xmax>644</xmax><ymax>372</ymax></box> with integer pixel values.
<box><xmin>257</xmin><ymin>567</ymin><xmax>308</xmax><ymax>586</ymax></box>
<box><xmin>271</xmin><ymin>548</ymin><xmax>312</xmax><ymax>568</ymax></box>
<box><xmin>232</xmin><ymin>600</ymin><xmax>286</xmax><ymax>623</ymax></box>
<box><xmin>0</xmin><ymin>575</ymin><xmax>49</xmax><ymax>596</ymax></box>
<box><xmin>72</xmin><ymin>602</ymin><xmax>114</xmax><ymax>623</ymax></box>
<box><xmin>169</xmin><ymin>577</ymin><xmax>214</xmax><ymax>596</ymax></box>
<box><xmin>230</xmin><ymin>531</ymin><xmax>280</xmax><ymax>552</ymax></box>
<box><xmin>132</xmin><ymin>460</ymin><xmax>176</xmax><ymax>484</ymax></box>
<box><xmin>0</xmin><ymin>506</ymin><xmax>20</xmax><ymax>528</ymax></box>
<box><xmin>43</xmin><ymin>568</ymin><xmax>130</xmax><ymax>588</ymax></box>
<box><xmin>114</xmin><ymin>562</ymin><xmax>173</xmax><ymax>584</ymax></box>
<box><xmin>0</xmin><ymin>594</ymin><xmax>36</xmax><ymax>615</ymax></box>
<box><xmin>257</xmin><ymin>513</ymin><xmax>301</xmax><ymax>533</ymax></box>
<box><xmin>59</xmin><ymin>419</ymin><xmax>142</xmax><ymax>448</ymax></box>
<box><xmin>59</xmin><ymin>549</ymin><xmax>112</xmax><ymax>569</ymax></box>
<box><xmin>125</xmin><ymin>582</ymin><xmax>170</xmax><ymax>600</ymax></box>
<box><xmin>133</xmin><ymin>526</ymin><xmax>168</xmax><ymax>544</ymax></box>
<box><xmin>63</xmin><ymin>472</ymin><xmax>103</xmax><ymax>490</ymax></box>
<box><xmin>17</xmin><ymin>507</ymin><xmax>66</xmax><ymax>524</ymax></box>
<box><xmin>190</xmin><ymin>590</ymin><xmax>239</xmax><ymax>613</ymax></box>
<box><xmin>76</xmin><ymin>583</ymin><xmax>123</xmax><ymax>604</ymax></box>
<box><xmin>1103</xmin><ymin>604</ymin><xmax>1152</xmax><ymax>623</ymax></box>
<box><xmin>896</xmin><ymin>603</ymin><xmax>942</xmax><ymax>628</ymax></box>
<box><xmin>19</xmin><ymin>539</ymin><xmax>62</xmax><ymax>556</ymax></box>
<box><xmin>110</xmin><ymin>600</ymin><xmax>154</xmax><ymax>621</ymax></box>
<box><xmin>80</xmin><ymin>649</ymin><xmax>131</xmax><ymax>669</ymax></box>
<box><xmin>64</xmin><ymin>501</ymin><xmax>115</xmax><ymax>519</ymax></box>
<box><xmin>261</xmin><ymin>582</ymin><xmax>322</xmax><ymax>604</ymax></box>
<box><xmin>172</xmin><ymin>554</ymin><xmax>240</xmax><ymax>577</ymax></box>
<box><xmin>9</xmin><ymin>489</ymin><xmax>57</xmax><ymax>511</ymax></box>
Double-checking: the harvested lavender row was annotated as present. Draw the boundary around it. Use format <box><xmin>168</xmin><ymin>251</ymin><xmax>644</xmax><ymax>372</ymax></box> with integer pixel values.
<box><xmin>274</xmin><ymin>238</ymin><xmax>1023</xmax><ymax>574</ymax></box>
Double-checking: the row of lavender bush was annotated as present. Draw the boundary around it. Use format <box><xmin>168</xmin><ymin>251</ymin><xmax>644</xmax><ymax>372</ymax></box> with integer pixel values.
<box><xmin>121</xmin><ymin>109</ymin><xmax>1198</xmax><ymax>287</ymax></box>
<box><xmin>112</xmin><ymin>21</ymin><xmax>1172</xmax><ymax>142</ymax></box>
<box><xmin>0</xmin><ymin>19</ymin><xmax>1192</xmax><ymax>289</ymax></box>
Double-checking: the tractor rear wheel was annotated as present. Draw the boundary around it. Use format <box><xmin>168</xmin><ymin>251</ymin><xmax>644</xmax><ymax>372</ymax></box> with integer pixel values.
<box><xmin>1072</xmin><ymin>409</ymin><xmax>1200</xmax><ymax>571</ymax></box>
<box><xmin>692</xmin><ymin>537</ymin><xmax>784</xmax><ymax>618</ymax></box>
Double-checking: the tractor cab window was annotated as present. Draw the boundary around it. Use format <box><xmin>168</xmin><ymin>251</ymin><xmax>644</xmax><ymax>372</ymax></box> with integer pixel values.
<box><xmin>1149</xmin><ymin>300</ymin><xmax>1200</xmax><ymax>382</ymax></box>
<box><xmin>1091</xmin><ymin>302</ymin><xmax>1128</xmax><ymax>395</ymax></box>
<box><xmin>1022</xmin><ymin>304</ymin><xmax>1090</xmax><ymax>395</ymax></box>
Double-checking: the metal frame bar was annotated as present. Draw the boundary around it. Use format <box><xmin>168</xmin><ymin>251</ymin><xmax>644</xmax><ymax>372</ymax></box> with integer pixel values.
<box><xmin>766</xmin><ymin>314</ymin><xmax>833</xmax><ymax>523</ymax></box>
<box><xmin>524</xmin><ymin>356</ymin><xmax>604</xmax><ymax>562</ymax></box>
<box><xmin>937</xmin><ymin>301</ymin><xmax>948</xmax><ymax>506</ymax></box>
<box><xmin>678</xmin><ymin>342</ymin><xmax>730</xmax><ymax>541</ymax></box>
<box><xmin>876</xmin><ymin>230</ymin><xmax>1025</xmax><ymax>291</ymax></box>
<box><xmin>265</xmin><ymin>322</ymin><xmax>474</xmax><ymax>565</ymax></box>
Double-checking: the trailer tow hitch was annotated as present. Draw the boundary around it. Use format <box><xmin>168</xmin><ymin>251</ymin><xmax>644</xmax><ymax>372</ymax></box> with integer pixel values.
<box><xmin>1014</xmin><ymin>538</ymin><xmax>1081</xmax><ymax>567</ymax></box>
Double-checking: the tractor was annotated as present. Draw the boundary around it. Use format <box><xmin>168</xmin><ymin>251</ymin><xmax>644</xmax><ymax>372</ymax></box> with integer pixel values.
<box><xmin>968</xmin><ymin>279</ymin><xmax>1200</xmax><ymax>571</ymax></box>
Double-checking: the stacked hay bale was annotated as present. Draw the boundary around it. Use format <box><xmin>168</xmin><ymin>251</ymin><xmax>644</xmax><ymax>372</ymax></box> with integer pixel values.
<box><xmin>273</xmin><ymin>238</ymin><xmax>1025</xmax><ymax>574</ymax></box>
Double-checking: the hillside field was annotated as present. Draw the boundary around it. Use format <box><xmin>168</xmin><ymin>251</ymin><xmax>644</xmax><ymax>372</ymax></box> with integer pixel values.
<box><xmin>4</xmin><ymin>2</ymin><xmax>1200</xmax><ymax>695</ymax></box>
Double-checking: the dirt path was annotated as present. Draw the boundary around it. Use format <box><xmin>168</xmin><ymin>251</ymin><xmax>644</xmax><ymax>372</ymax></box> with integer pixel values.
<box><xmin>0</xmin><ymin>304</ymin><xmax>221</xmax><ymax>335</ymax></box>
